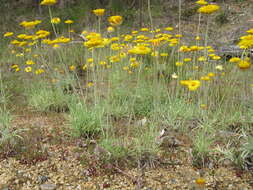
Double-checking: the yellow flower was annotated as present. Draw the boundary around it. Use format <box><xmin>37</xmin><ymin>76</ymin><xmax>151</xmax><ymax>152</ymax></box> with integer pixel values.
<box><xmin>111</xmin><ymin>43</ymin><xmax>122</xmax><ymax>51</ymax></box>
<box><xmin>195</xmin><ymin>36</ymin><xmax>201</xmax><ymax>40</ymax></box>
<box><xmin>208</xmin><ymin>72</ymin><xmax>215</xmax><ymax>77</ymax></box>
<box><xmin>179</xmin><ymin>45</ymin><xmax>190</xmax><ymax>52</ymax></box>
<box><xmin>196</xmin><ymin>0</ymin><xmax>208</xmax><ymax>5</ymax></box>
<box><xmin>20</xmin><ymin>20</ymin><xmax>41</xmax><ymax>29</ymax></box>
<box><xmin>200</xmin><ymin>76</ymin><xmax>210</xmax><ymax>81</ymax></box>
<box><xmin>35</xmin><ymin>69</ymin><xmax>45</xmax><ymax>75</ymax></box>
<box><xmin>110</xmin><ymin>55</ymin><xmax>121</xmax><ymax>63</ymax></box>
<box><xmin>246</xmin><ymin>28</ymin><xmax>253</xmax><ymax>34</ymax></box>
<box><xmin>130</xmin><ymin>62</ymin><xmax>140</xmax><ymax>68</ymax></box>
<box><xmin>93</xmin><ymin>9</ymin><xmax>105</xmax><ymax>16</ymax></box>
<box><xmin>65</xmin><ymin>19</ymin><xmax>74</xmax><ymax>24</ymax></box>
<box><xmin>238</xmin><ymin>34</ymin><xmax>253</xmax><ymax>49</ymax></box>
<box><xmin>175</xmin><ymin>34</ymin><xmax>183</xmax><ymax>38</ymax></box>
<box><xmin>99</xmin><ymin>61</ymin><xmax>107</xmax><ymax>66</ymax></box>
<box><xmin>212</xmin><ymin>55</ymin><xmax>221</xmax><ymax>60</ymax></box>
<box><xmin>181</xmin><ymin>80</ymin><xmax>201</xmax><ymax>91</ymax></box>
<box><xmin>141</xmin><ymin>28</ymin><xmax>149</xmax><ymax>32</ymax></box>
<box><xmin>238</xmin><ymin>59</ymin><xmax>251</xmax><ymax>70</ymax></box>
<box><xmin>51</xmin><ymin>17</ymin><xmax>61</xmax><ymax>24</ymax></box>
<box><xmin>107</xmin><ymin>26</ymin><xmax>115</xmax><ymax>33</ymax></box>
<box><xmin>176</xmin><ymin>62</ymin><xmax>184</xmax><ymax>67</ymax></box>
<box><xmin>36</xmin><ymin>30</ymin><xmax>50</xmax><ymax>38</ymax></box>
<box><xmin>87</xmin><ymin>58</ymin><xmax>93</xmax><ymax>63</ymax></box>
<box><xmin>195</xmin><ymin>178</ymin><xmax>206</xmax><ymax>186</ymax></box>
<box><xmin>124</xmin><ymin>35</ymin><xmax>133</xmax><ymax>42</ymax></box>
<box><xmin>132</xmin><ymin>30</ymin><xmax>138</xmax><ymax>35</ymax></box>
<box><xmin>87</xmin><ymin>82</ymin><xmax>94</xmax><ymax>87</ymax></box>
<box><xmin>108</xmin><ymin>16</ymin><xmax>123</xmax><ymax>27</ymax></box>
<box><xmin>128</xmin><ymin>45</ymin><xmax>151</xmax><ymax>55</ymax></box>
<box><xmin>188</xmin><ymin>80</ymin><xmax>201</xmax><ymax>91</ymax></box>
<box><xmin>69</xmin><ymin>65</ymin><xmax>76</xmax><ymax>71</ymax></box>
<box><xmin>229</xmin><ymin>57</ymin><xmax>241</xmax><ymax>63</ymax></box>
<box><xmin>84</xmin><ymin>37</ymin><xmax>104</xmax><ymax>48</ymax></box>
<box><xmin>4</xmin><ymin>32</ymin><xmax>14</xmax><ymax>37</ymax></box>
<box><xmin>164</xmin><ymin>27</ymin><xmax>173</xmax><ymax>31</ymax></box>
<box><xmin>183</xmin><ymin>58</ymin><xmax>192</xmax><ymax>62</ymax></box>
<box><xmin>198</xmin><ymin>4</ymin><xmax>220</xmax><ymax>14</ymax></box>
<box><xmin>26</xmin><ymin>60</ymin><xmax>35</xmax><ymax>65</ymax></box>
<box><xmin>40</xmin><ymin>0</ymin><xmax>57</xmax><ymax>5</ymax></box>
<box><xmin>82</xmin><ymin>64</ymin><xmax>87</xmax><ymax>70</ymax></box>
<box><xmin>25</xmin><ymin>66</ymin><xmax>32</xmax><ymax>72</ymax></box>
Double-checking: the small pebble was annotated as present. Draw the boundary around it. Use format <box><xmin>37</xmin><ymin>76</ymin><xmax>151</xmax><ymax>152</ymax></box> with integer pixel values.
<box><xmin>40</xmin><ymin>183</ymin><xmax>57</xmax><ymax>190</ymax></box>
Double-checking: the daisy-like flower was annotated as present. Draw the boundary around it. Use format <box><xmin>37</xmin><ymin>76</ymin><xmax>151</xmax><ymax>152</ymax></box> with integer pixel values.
<box><xmin>93</xmin><ymin>9</ymin><xmax>105</xmax><ymax>16</ymax></box>
<box><xmin>4</xmin><ymin>32</ymin><xmax>14</xmax><ymax>37</ymax></box>
<box><xmin>65</xmin><ymin>19</ymin><xmax>74</xmax><ymax>24</ymax></box>
<box><xmin>198</xmin><ymin>4</ymin><xmax>220</xmax><ymax>14</ymax></box>
<box><xmin>107</xmin><ymin>26</ymin><xmax>115</xmax><ymax>33</ymax></box>
<box><xmin>108</xmin><ymin>16</ymin><xmax>123</xmax><ymax>27</ymax></box>
<box><xmin>51</xmin><ymin>17</ymin><xmax>61</xmax><ymax>24</ymax></box>
<box><xmin>196</xmin><ymin>0</ymin><xmax>208</xmax><ymax>5</ymax></box>
<box><xmin>25</xmin><ymin>66</ymin><xmax>32</xmax><ymax>72</ymax></box>
<box><xmin>40</xmin><ymin>0</ymin><xmax>57</xmax><ymax>6</ymax></box>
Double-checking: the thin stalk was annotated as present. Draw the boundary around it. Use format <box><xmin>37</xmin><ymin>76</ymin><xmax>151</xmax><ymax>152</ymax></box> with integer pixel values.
<box><xmin>48</xmin><ymin>6</ymin><xmax>57</xmax><ymax>37</ymax></box>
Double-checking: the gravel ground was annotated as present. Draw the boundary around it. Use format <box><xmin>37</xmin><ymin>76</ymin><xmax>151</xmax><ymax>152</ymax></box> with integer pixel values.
<box><xmin>0</xmin><ymin>114</ymin><xmax>252</xmax><ymax>190</ymax></box>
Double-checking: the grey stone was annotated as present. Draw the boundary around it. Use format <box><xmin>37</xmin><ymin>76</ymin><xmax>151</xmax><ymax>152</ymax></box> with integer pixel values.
<box><xmin>40</xmin><ymin>183</ymin><xmax>57</xmax><ymax>190</ymax></box>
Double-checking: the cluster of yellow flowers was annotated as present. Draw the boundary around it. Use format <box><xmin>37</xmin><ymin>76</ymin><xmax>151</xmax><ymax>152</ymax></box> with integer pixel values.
<box><xmin>3</xmin><ymin>2</ymin><xmax>252</xmax><ymax>93</ymax></box>
<box><xmin>238</xmin><ymin>29</ymin><xmax>253</xmax><ymax>49</ymax></box>
<box><xmin>20</xmin><ymin>20</ymin><xmax>41</xmax><ymax>29</ymax></box>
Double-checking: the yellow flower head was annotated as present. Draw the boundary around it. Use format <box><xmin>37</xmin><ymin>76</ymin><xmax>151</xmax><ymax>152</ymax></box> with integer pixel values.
<box><xmin>107</xmin><ymin>26</ymin><xmax>115</xmax><ymax>33</ymax></box>
<box><xmin>51</xmin><ymin>17</ymin><xmax>61</xmax><ymax>24</ymax></box>
<box><xmin>20</xmin><ymin>20</ymin><xmax>41</xmax><ymax>29</ymax></box>
<box><xmin>4</xmin><ymin>32</ymin><xmax>14</xmax><ymax>37</ymax></box>
<box><xmin>246</xmin><ymin>28</ymin><xmax>253</xmax><ymax>34</ymax></box>
<box><xmin>229</xmin><ymin>57</ymin><xmax>241</xmax><ymax>63</ymax></box>
<box><xmin>196</xmin><ymin>0</ymin><xmax>208</xmax><ymax>5</ymax></box>
<box><xmin>128</xmin><ymin>45</ymin><xmax>151</xmax><ymax>55</ymax></box>
<box><xmin>40</xmin><ymin>0</ymin><xmax>57</xmax><ymax>6</ymax></box>
<box><xmin>198</xmin><ymin>4</ymin><xmax>220</xmax><ymax>14</ymax></box>
<box><xmin>25</xmin><ymin>66</ymin><xmax>32</xmax><ymax>72</ymax></box>
<box><xmin>200</xmin><ymin>76</ymin><xmax>210</xmax><ymax>81</ymax></box>
<box><xmin>180</xmin><ymin>80</ymin><xmax>201</xmax><ymax>91</ymax></box>
<box><xmin>187</xmin><ymin>80</ymin><xmax>201</xmax><ymax>91</ymax></box>
<box><xmin>108</xmin><ymin>16</ymin><xmax>123</xmax><ymax>27</ymax></box>
<box><xmin>195</xmin><ymin>178</ymin><xmax>206</xmax><ymax>186</ymax></box>
<box><xmin>65</xmin><ymin>19</ymin><xmax>74</xmax><ymax>24</ymax></box>
<box><xmin>35</xmin><ymin>69</ymin><xmax>45</xmax><ymax>75</ymax></box>
<box><xmin>93</xmin><ymin>9</ymin><xmax>105</xmax><ymax>16</ymax></box>
<box><xmin>164</xmin><ymin>27</ymin><xmax>174</xmax><ymax>31</ymax></box>
<box><xmin>238</xmin><ymin>59</ymin><xmax>251</xmax><ymax>70</ymax></box>
<box><xmin>69</xmin><ymin>65</ymin><xmax>76</xmax><ymax>71</ymax></box>
<box><xmin>176</xmin><ymin>62</ymin><xmax>184</xmax><ymax>67</ymax></box>
<box><xmin>183</xmin><ymin>58</ymin><xmax>192</xmax><ymax>62</ymax></box>
<box><xmin>208</xmin><ymin>72</ymin><xmax>215</xmax><ymax>77</ymax></box>
<box><xmin>26</xmin><ymin>60</ymin><xmax>35</xmax><ymax>65</ymax></box>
